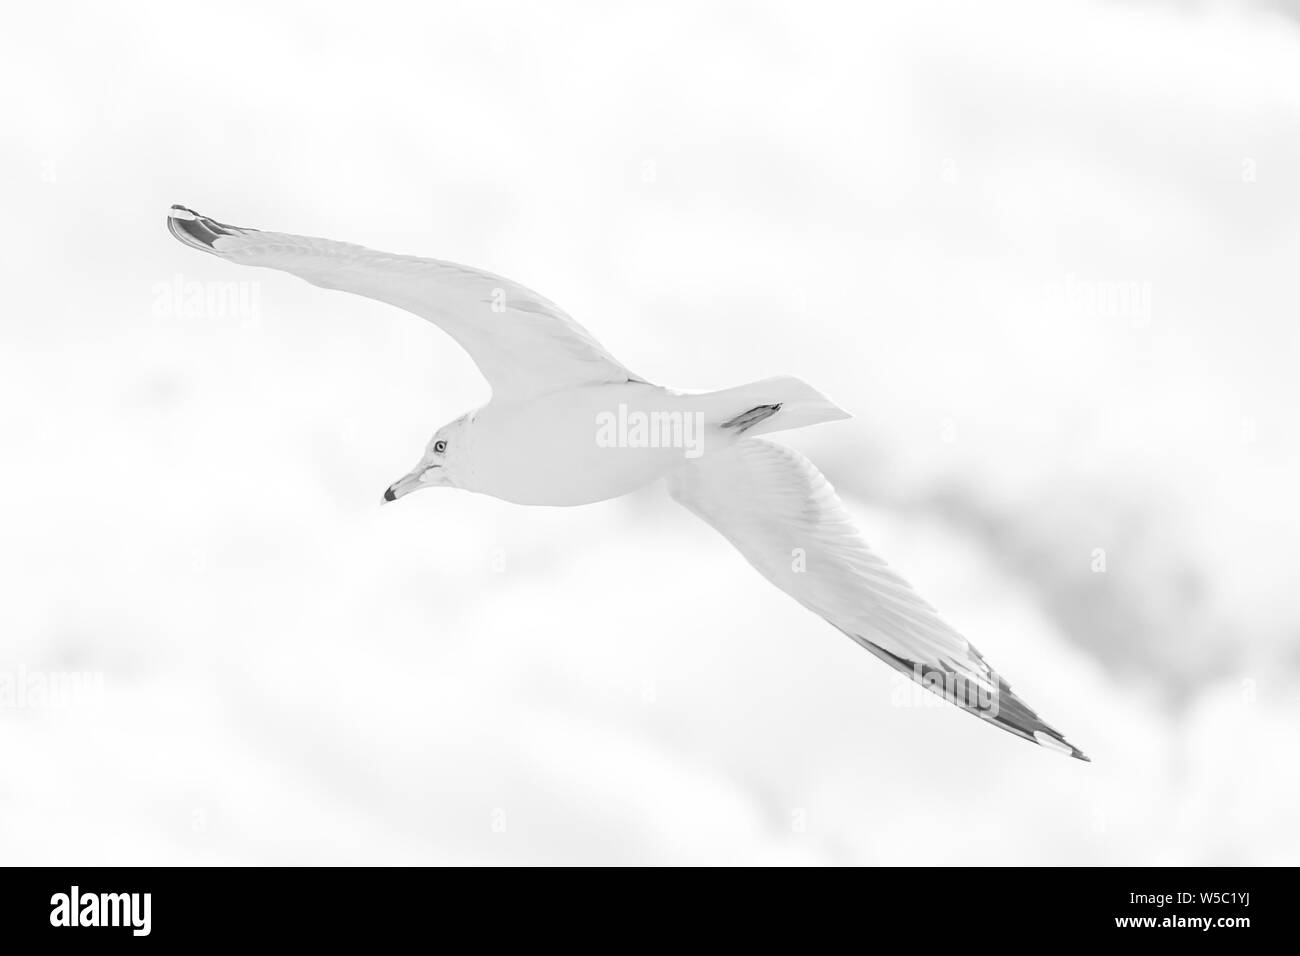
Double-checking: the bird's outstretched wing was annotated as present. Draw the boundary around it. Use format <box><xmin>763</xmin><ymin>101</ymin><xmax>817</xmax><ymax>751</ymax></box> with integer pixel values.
<box><xmin>166</xmin><ymin>205</ymin><xmax>643</xmax><ymax>399</ymax></box>
<box><xmin>668</xmin><ymin>438</ymin><xmax>1089</xmax><ymax>761</ymax></box>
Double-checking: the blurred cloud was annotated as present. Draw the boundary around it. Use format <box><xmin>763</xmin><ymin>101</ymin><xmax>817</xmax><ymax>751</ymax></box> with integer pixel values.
<box><xmin>2</xmin><ymin>0</ymin><xmax>1298</xmax><ymax>864</ymax></box>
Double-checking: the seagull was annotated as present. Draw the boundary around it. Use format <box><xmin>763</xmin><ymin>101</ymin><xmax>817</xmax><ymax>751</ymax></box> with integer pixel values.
<box><xmin>167</xmin><ymin>204</ymin><xmax>1088</xmax><ymax>761</ymax></box>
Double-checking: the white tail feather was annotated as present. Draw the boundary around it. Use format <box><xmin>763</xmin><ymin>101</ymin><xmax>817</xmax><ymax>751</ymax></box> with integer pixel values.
<box><xmin>690</xmin><ymin>376</ymin><xmax>851</xmax><ymax>437</ymax></box>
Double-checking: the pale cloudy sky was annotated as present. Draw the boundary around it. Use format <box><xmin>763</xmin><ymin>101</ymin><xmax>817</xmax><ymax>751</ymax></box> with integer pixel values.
<box><xmin>2</xmin><ymin>0</ymin><xmax>1298</xmax><ymax>864</ymax></box>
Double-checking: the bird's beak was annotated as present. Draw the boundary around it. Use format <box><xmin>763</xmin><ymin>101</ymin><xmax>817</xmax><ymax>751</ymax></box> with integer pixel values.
<box><xmin>382</xmin><ymin>464</ymin><xmax>443</xmax><ymax>503</ymax></box>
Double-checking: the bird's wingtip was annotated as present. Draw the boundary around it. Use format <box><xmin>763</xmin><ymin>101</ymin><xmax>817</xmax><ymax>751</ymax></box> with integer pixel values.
<box><xmin>1032</xmin><ymin>729</ymin><xmax>1090</xmax><ymax>762</ymax></box>
<box><xmin>166</xmin><ymin>205</ymin><xmax>257</xmax><ymax>254</ymax></box>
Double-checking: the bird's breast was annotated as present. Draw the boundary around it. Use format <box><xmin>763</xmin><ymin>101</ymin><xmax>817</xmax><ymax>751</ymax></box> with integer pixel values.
<box><xmin>464</xmin><ymin>384</ymin><xmax>713</xmax><ymax>506</ymax></box>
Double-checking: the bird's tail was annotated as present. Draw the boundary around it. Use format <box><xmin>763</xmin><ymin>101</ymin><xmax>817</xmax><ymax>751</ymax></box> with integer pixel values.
<box><xmin>693</xmin><ymin>376</ymin><xmax>851</xmax><ymax>437</ymax></box>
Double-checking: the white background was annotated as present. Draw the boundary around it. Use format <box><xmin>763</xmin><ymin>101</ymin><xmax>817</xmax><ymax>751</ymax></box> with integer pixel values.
<box><xmin>2</xmin><ymin>0</ymin><xmax>1297</xmax><ymax>864</ymax></box>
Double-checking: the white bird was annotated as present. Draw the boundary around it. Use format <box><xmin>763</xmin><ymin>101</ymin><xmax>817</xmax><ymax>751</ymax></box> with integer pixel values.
<box><xmin>167</xmin><ymin>205</ymin><xmax>1088</xmax><ymax>761</ymax></box>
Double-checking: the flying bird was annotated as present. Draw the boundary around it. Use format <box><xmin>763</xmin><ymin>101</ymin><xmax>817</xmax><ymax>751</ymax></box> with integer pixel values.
<box><xmin>167</xmin><ymin>204</ymin><xmax>1088</xmax><ymax>761</ymax></box>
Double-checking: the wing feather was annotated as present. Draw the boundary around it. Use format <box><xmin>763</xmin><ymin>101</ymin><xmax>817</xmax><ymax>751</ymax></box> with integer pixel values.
<box><xmin>668</xmin><ymin>438</ymin><xmax>1088</xmax><ymax>760</ymax></box>
<box><xmin>167</xmin><ymin>205</ymin><xmax>641</xmax><ymax>399</ymax></box>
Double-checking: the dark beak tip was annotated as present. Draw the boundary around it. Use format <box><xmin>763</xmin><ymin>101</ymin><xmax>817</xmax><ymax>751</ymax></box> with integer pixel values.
<box><xmin>382</xmin><ymin>485</ymin><xmax>397</xmax><ymax>502</ymax></box>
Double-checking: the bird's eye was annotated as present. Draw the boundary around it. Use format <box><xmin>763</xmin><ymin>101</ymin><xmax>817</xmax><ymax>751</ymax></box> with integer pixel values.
<box><xmin>433</xmin><ymin>440</ymin><xmax>447</xmax><ymax>455</ymax></box>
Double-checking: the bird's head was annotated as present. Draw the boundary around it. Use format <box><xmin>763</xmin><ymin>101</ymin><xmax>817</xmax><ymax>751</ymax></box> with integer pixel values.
<box><xmin>382</xmin><ymin>415</ymin><xmax>472</xmax><ymax>503</ymax></box>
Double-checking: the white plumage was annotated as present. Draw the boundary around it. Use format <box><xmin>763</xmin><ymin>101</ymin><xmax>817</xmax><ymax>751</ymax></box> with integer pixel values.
<box><xmin>168</xmin><ymin>204</ymin><xmax>1088</xmax><ymax>760</ymax></box>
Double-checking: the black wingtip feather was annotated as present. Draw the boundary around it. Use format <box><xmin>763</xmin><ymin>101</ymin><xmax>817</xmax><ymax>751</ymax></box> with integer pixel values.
<box><xmin>166</xmin><ymin>205</ymin><xmax>258</xmax><ymax>254</ymax></box>
<box><xmin>851</xmin><ymin>634</ymin><xmax>1091</xmax><ymax>762</ymax></box>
